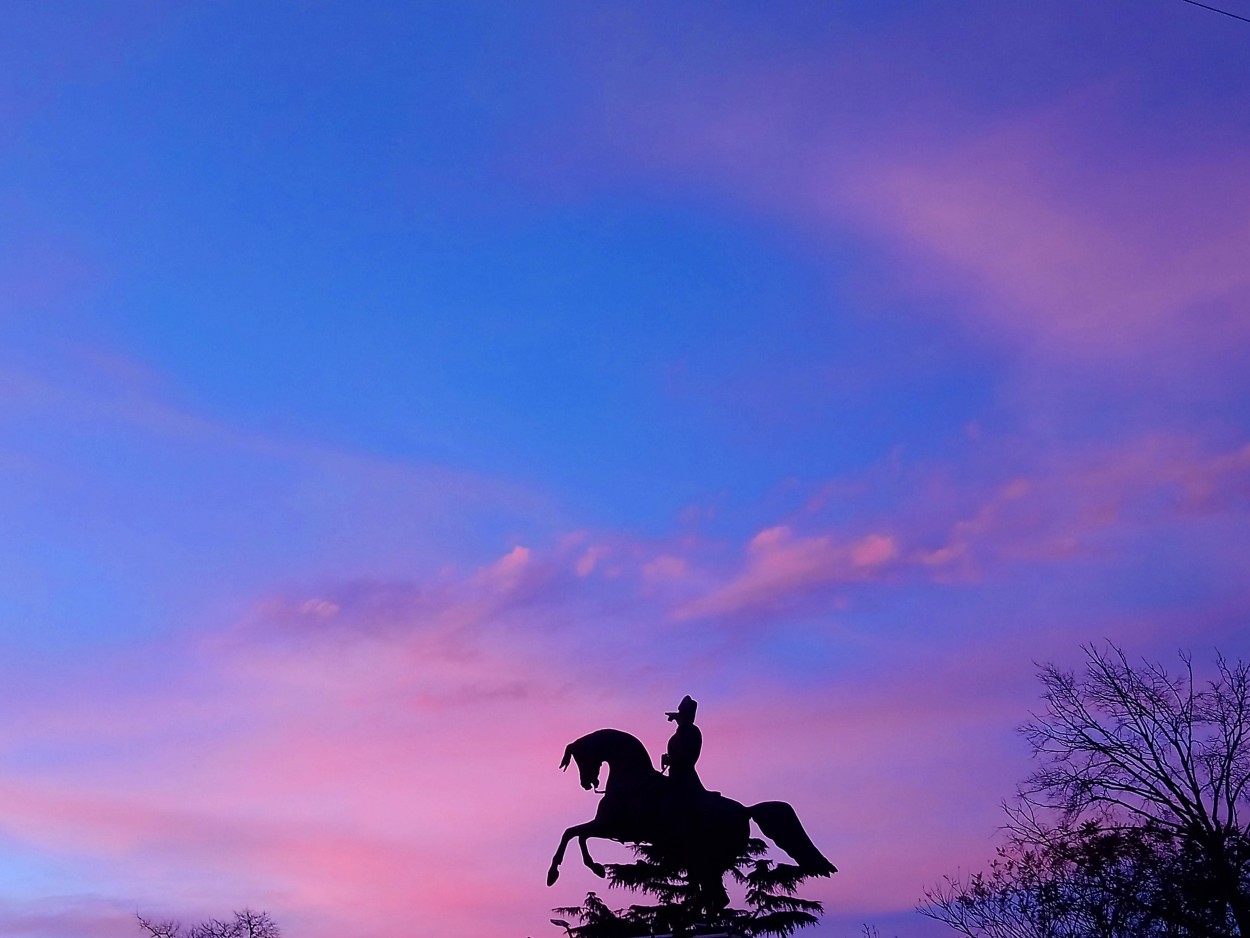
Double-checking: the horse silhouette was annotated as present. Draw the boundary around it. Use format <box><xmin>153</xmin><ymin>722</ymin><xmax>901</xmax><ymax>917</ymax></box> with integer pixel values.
<box><xmin>547</xmin><ymin>728</ymin><xmax>835</xmax><ymax>908</ymax></box>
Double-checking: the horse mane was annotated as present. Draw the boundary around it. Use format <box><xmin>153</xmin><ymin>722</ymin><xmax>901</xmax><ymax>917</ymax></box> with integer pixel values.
<box><xmin>573</xmin><ymin>728</ymin><xmax>655</xmax><ymax>774</ymax></box>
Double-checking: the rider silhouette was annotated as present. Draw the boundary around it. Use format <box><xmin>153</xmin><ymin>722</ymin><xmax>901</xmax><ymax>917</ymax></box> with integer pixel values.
<box><xmin>660</xmin><ymin>695</ymin><xmax>704</xmax><ymax>792</ymax></box>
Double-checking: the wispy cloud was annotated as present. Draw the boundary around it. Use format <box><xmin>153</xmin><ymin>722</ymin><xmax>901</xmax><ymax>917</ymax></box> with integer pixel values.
<box><xmin>675</xmin><ymin>527</ymin><xmax>898</xmax><ymax>620</ymax></box>
<box><xmin>598</xmin><ymin>42</ymin><xmax>1250</xmax><ymax>375</ymax></box>
<box><xmin>662</xmin><ymin>433</ymin><xmax>1250</xmax><ymax>621</ymax></box>
<box><xmin>843</xmin><ymin>102</ymin><xmax>1250</xmax><ymax>362</ymax></box>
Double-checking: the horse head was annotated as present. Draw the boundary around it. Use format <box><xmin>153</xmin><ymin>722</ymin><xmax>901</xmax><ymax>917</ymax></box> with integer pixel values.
<box><xmin>560</xmin><ymin>738</ymin><xmax>602</xmax><ymax>791</ymax></box>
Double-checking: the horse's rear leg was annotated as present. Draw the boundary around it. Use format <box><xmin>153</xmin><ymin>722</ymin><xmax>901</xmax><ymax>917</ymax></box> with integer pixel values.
<box><xmin>577</xmin><ymin>831</ymin><xmax>606</xmax><ymax>879</ymax></box>
<box><xmin>548</xmin><ymin>821</ymin><xmax>606</xmax><ymax>886</ymax></box>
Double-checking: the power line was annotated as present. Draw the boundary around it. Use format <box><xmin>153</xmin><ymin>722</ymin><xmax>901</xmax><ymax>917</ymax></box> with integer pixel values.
<box><xmin>1178</xmin><ymin>0</ymin><xmax>1250</xmax><ymax>25</ymax></box>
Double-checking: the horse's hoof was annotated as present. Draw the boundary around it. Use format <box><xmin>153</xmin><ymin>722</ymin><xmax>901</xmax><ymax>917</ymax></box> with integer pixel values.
<box><xmin>547</xmin><ymin>866</ymin><xmax>560</xmax><ymax>886</ymax></box>
<box><xmin>590</xmin><ymin>862</ymin><xmax>606</xmax><ymax>879</ymax></box>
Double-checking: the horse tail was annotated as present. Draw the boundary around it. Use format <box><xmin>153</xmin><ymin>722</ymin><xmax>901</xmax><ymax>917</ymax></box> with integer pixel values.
<box><xmin>747</xmin><ymin>801</ymin><xmax>837</xmax><ymax>876</ymax></box>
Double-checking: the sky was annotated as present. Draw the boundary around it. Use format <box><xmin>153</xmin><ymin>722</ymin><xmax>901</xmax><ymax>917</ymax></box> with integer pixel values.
<box><xmin>1</xmin><ymin>2</ymin><xmax>1249</xmax><ymax>936</ymax></box>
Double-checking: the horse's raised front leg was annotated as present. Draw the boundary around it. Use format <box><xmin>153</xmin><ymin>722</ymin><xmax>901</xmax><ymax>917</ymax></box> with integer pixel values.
<box><xmin>547</xmin><ymin>820</ymin><xmax>608</xmax><ymax>886</ymax></box>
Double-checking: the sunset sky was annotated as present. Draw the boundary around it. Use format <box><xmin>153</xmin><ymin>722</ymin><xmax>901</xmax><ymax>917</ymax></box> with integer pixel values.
<box><xmin>2</xmin><ymin>3</ymin><xmax>1249</xmax><ymax>936</ymax></box>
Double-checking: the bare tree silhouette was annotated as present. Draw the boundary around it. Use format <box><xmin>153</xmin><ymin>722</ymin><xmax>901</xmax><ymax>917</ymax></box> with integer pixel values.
<box><xmin>136</xmin><ymin>908</ymin><xmax>280</xmax><ymax>938</ymax></box>
<box><xmin>921</xmin><ymin>643</ymin><xmax>1250</xmax><ymax>937</ymax></box>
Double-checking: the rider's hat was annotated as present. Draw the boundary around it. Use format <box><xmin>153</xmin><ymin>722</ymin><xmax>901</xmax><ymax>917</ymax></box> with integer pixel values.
<box><xmin>665</xmin><ymin>695</ymin><xmax>697</xmax><ymax>722</ymax></box>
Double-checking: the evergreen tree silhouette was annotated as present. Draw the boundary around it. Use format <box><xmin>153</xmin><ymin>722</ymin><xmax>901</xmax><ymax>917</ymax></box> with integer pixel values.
<box><xmin>554</xmin><ymin>838</ymin><xmax>823</xmax><ymax>938</ymax></box>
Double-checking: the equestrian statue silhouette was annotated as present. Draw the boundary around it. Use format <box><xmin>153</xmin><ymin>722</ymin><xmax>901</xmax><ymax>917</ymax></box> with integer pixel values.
<box><xmin>547</xmin><ymin>696</ymin><xmax>835</xmax><ymax>911</ymax></box>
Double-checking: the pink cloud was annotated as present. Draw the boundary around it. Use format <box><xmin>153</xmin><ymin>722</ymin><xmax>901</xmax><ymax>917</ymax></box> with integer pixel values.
<box><xmin>641</xmin><ymin>553</ymin><xmax>689</xmax><ymax>582</ymax></box>
<box><xmin>926</xmin><ymin>434</ymin><xmax>1250</xmax><ymax>569</ymax></box>
<box><xmin>662</xmin><ymin>433</ymin><xmax>1250</xmax><ymax>618</ymax></box>
<box><xmin>674</xmin><ymin>527</ymin><xmax>899</xmax><ymax>620</ymax></box>
<box><xmin>851</xmin><ymin>532</ymin><xmax>899</xmax><ymax>568</ymax></box>
<box><xmin>574</xmin><ymin>544</ymin><xmax>608</xmax><ymax>577</ymax></box>
<box><xmin>480</xmin><ymin>544</ymin><xmax>532</xmax><ymax>585</ymax></box>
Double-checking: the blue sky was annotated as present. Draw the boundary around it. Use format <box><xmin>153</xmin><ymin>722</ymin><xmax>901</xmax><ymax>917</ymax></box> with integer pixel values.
<box><xmin>2</xmin><ymin>3</ymin><xmax>1249</xmax><ymax>936</ymax></box>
